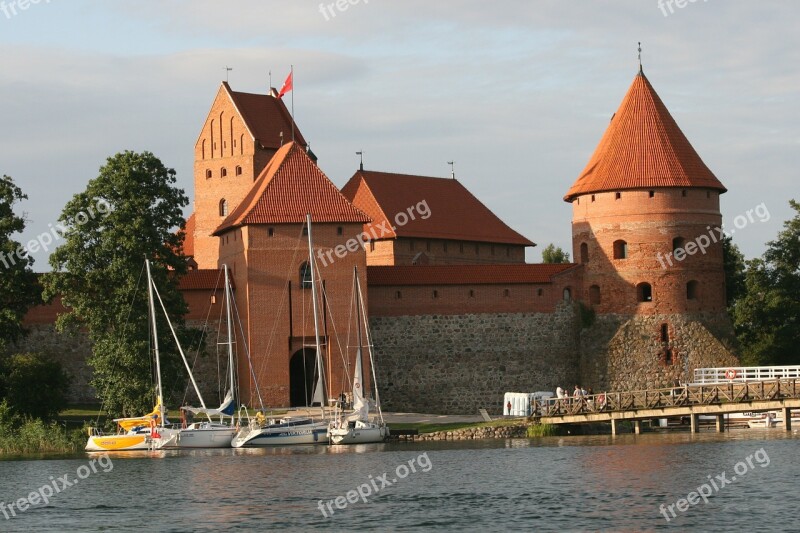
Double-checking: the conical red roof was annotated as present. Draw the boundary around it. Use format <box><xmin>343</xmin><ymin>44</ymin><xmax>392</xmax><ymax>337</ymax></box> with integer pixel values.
<box><xmin>564</xmin><ymin>71</ymin><xmax>726</xmax><ymax>201</ymax></box>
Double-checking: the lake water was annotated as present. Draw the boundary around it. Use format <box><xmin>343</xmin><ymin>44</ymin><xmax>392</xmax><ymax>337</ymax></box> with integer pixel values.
<box><xmin>0</xmin><ymin>429</ymin><xmax>797</xmax><ymax>531</ymax></box>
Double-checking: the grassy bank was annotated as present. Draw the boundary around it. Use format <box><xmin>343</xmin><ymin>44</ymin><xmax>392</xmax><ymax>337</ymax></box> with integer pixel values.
<box><xmin>0</xmin><ymin>418</ymin><xmax>86</xmax><ymax>456</ymax></box>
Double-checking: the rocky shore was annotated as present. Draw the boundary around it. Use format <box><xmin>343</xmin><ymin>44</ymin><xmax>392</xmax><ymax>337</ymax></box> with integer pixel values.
<box><xmin>397</xmin><ymin>423</ymin><xmax>529</xmax><ymax>441</ymax></box>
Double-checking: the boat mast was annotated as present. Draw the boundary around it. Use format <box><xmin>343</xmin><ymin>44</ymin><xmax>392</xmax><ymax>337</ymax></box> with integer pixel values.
<box><xmin>357</xmin><ymin>271</ymin><xmax>384</xmax><ymax>424</ymax></box>
<box><xmin>306</xmin><ymin>214</ymin><xmax>326</xmax><ymax>409</ymax></box>
<box><xmin>145</xmin><ymin>259</ymin><xmax>165</xmax><ymax>427</ymax></box>
<box><xmin>224</xmin><ymin>264</ymin><xmax>236</xmax><ymax>401</ymax></box>
<box><xmin>354</xmin><ymin>266</ymin><xmax>365</xmax><ymax>405</ymax></box>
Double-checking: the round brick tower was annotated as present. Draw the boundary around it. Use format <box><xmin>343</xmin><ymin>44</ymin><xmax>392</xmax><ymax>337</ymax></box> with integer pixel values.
<box><xmin>565</xmin><ymin>67</ymin><xmax>739</xmax><ymax>390</ymax></box>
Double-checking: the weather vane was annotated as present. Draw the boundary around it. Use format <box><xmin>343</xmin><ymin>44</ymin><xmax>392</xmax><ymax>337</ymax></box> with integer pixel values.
<box><xmin>638</xmin><ymin>42</ymin><xmax>642</xmax><ymax>72</ymax></box>
<box><xmin>356</xmin><ymin>151</ymin><xmax>364</xmax><ymax>171</ymax></box>
<box><xmin>224</xmin><ymin>66</ymin><xmax>233</xmax><ymax>82</ymax></box>
<box><xmin>448</xmin><ymin>161</ymin><xmax>455</xmax><ymax>179</ymax></box>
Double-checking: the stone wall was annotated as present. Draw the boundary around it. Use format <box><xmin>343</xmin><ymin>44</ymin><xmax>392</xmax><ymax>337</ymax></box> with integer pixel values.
<box><xmin>579</xmin><ymin>312</ymin><xmax>739</xmax><ymax>391</ymax></box>
<box><xmin>369</xmin><ymin>303</ymin><xmax>581</xmax><ymax>415</ymax></box>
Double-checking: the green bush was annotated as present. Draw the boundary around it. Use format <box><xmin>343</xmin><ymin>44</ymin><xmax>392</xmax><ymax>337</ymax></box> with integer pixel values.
<box><xmin>527</xmin><ymin>423</ymin><xmax>558</xmax><ymax>437</ymax></box>
<box><xmin>1</xmin><ymin>353</ymin><xmax>70</xmax><ymax>420</ymax></box>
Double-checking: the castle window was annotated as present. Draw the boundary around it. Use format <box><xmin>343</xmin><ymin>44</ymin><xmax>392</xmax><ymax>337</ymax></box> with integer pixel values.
<box><xmin>395</xmin><ymin>290</ymin><xmax>402</xmax><ymax>299</ymax></box>
<box><xmin>302</xmin><ymin>226</ymin><xmax>308</xmax><ymax>236</ymax></box>
<box><xmin>589</xmin><ymin>285</ymin><xmax>601</xmax><ymax>305</ymax></box>
<box><xmin>591</xmin><ymin>194</ymin><xmax>596</xmax><ymax>202</ymax></box>
<box><xmin>268</xmin><ymin>227</ymin><xmax>274</xmax><ymax>237</ymax></box>
<box><xmin>299</xmin><ymin>262</ymin><xmax>312</xmax><ymax>288</ymax></box>
<box><xmin>219</xmin><ymin>199</ymin><xmax>228</xmax><ymax>217</ymax></box>
<box><xmin>637</xmin><ymin>282</ymin><xmax>653</xmax><ymax>303</ymax></box>
<box><xmin>687</xmin><ymin>280</ymin><xmax>699</xmax><ymax>300</ymax></box>
<box><xmin>469</xmin><ymin>290</ymin><xmax>475</xmax><ymax>298</ymax></box>
<box><xmin>537</xmin><ymin>288</ymin><xmax>543</xmax><ymax>297</ymax></box>
<box><xmin>649</xmin><ymin>190</ymin><xmax>655</xmax><ymax>198</ymax></box>
<box><xmin>615</xmin><ymin>192</ymin><xmax>622</xmax><ymax>200</ymax></box>
<box><xmin>682</xmin><ymin>189</ymin><xmax>687</xmax><ymax>197</ymax></box>
<box><xmin>337</xmin><ymin>226</ymin><xmax>343</xmax><ymax>236</ymax></box>
<box><xmin>206</xmin><ymin>169</ymin><xmax>212</xmax><ymax>179</ymax></box>
<box><xmin>613</xmin><ymin>240</ymin><xmax>628</xmax><ymax>259</ymax></box>
<box><xmin>221</xmin><ymin>167</ymin><xmax>227</xmax><ymax>178</ymax></box>
<box><xmin>235</xmin><ymin>166</ymin><xmax>242</xmax><ymax>176</ymax></box>
<box><xmin>664</xmin><ymin>349</ymin><xmax>674</xmax><ymax>366</ymax></box>
<box><xmin>563</xmin><ymin>288</ymin><xmax>572</xmax><ymax>301</ymax></box>
<box><xmin>660</xmin><ymin>323</ymin><xmax>669</xmax><ymax>343</ymax></box>
<box><xmin>370</xmin><ymin>241</ymin><xmax>375</xmax><ymax>252</ymax></box>
<box><xmin>673</xmin><ymin>237</ymin><xmax>686</xmax><ymax>252</ymax></box>
<box><xmin>433</xmin><ymin>290</ymin><xmax>439</xmax><ymax>299</ymax></box>
<box><xmin>504</xmin><ymin>289</ymin><xmax>510</xmax><ymax>297</ymax></box>
<box><xmin>580</xmin><ymin>242</ymin><xmax>589</xmax><ymax>264</ymax></box>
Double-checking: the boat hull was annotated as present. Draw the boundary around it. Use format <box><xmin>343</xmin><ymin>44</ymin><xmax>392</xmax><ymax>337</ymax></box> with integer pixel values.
<box><xmin>86</xmin><ymin>434</ymin><xmax>150</xmax><ymax>452</ymax></box>
<box><xmin>167</xmin><ymin>426</ymin><xmax>237</xmax><ymax>448</ymax></box>
<box><xmin>329</xmin><ymin>423</ymin><xmax>389</xmax><ymax>445</ymax></box>
<box><xmin>231</xmin><ymin>420</ymin><xmax>329</xmax><ymax>447</ymax></box>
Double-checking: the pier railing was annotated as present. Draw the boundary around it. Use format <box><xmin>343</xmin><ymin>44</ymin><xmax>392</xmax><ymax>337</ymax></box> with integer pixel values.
<box><xmin>534</xmin><ymin>379</ymin><xmax>800</xmax><ymax>418</ymax></box>
<box><xmin>693</xmin><ymin>365</ymin><xmax>800</xmax><ymax>384</ymax></box>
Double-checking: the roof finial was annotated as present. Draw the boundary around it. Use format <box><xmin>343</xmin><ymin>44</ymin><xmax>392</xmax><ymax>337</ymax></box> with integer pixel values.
<box><xmin>637</xmin><ymin>42</ymin><xmax>643</xmax><ymax>74</ymax></box>
<box><xmin>224</xmin><ymin>66</ymin><xmax>233</xmax><ymax>83</ymax></box>
<box><xmin>448</xmin><ymin>161</ymin><xmax>455</xmax><ymax>179</ymax></box>
<box><xmin>356</xmin><ymin>151</ymin><xmax>364</xmax><ymax>171</ymax></box>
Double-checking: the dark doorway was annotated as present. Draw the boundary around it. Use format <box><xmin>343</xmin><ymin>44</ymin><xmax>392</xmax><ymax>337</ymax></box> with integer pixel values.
<box><xmin>289</xmin><ymin>348</ymin><xmax>317</xmax><ymax>407</ymax></box>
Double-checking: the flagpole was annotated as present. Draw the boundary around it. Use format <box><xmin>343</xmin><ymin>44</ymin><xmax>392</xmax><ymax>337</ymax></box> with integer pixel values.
<box><xmin>291</xmin><ymin>65</ymin><xmax>295</xmax><ymax>143</ymax></box>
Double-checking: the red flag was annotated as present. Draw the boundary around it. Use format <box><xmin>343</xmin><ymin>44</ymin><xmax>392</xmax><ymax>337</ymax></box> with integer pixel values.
<box><xmin>278</xmin><ymin>71</ymin><xmax>293</xmax><ymax>98</ymax></box>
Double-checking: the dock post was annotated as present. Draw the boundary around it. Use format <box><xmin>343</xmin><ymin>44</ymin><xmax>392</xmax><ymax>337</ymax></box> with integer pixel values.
<box><xmin>611</xmin><ymin>418</ymin><xmax>618</xmax><ymax>436</ymax></box>
<box><xmin>783</xmin><ymin>407</ymin><xmax>792</xmax><ymax>431</ymax></box>
<box><xmin>716</xmin><ymin>415</ymin><xmax>724</xmax><ymax>433</ymax></box>
<box><xmin>690</xmin><ymin>413</ymin><xmax>699</xmax><ymax>433</ymax></box>
<box><xmin>634</xmin><ymin>420</ymin><xmax>642</xmax><ymax>435</ymax></box>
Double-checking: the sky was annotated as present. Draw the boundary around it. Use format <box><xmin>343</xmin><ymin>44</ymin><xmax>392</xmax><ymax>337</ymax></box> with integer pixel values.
<box><xmin>1</xmin><ymin>0</ymin><xmax>797</xmax><ymax>270</ymax></box>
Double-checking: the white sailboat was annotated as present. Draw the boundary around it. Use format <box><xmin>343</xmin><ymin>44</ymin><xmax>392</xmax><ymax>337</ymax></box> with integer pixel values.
<box><xmin>231</xmin><ymin>214</ymin><xmax>331</xmax><ymax>447</ymax></box>
<box><xmin>329</xmin><ymin>267</ymin><xmax>389</xmax><ymax>445</ymax></box>
<box><xmin>86</xmin><ymin>260</ymin><xmax>180</xmax><ymax>452</ymax></box>
<box><xmin>166</xmin><ymin>264</ymin><xmax>239</xmax><ymax>448</ymax></box>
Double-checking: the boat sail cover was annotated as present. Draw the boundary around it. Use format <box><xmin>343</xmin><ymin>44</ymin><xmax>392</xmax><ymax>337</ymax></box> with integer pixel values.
<box><xmin>348</xmin><ymin>348</ymin><xmax>369</xmax><ymax>421</ymax></box>
<box><xmin>114</xmin><ymin>401</ymin><xmax>163</xmax><ymax>431</ymax></box>
<box><xmin>182</xmin><ymin>390</ymin><xmax>235</xmax><ymax>417</ymax></box>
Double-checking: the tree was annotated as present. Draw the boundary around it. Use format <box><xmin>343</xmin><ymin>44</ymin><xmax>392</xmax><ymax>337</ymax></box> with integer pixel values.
<box><xmin>732</xmin><ymin>200</ymin><xmax>800</xmax><ymax>366</ymax></box>
<box><xmin>0</xmin><ymin>175</ymin><xmax>40</xmax><ymax>350</ymax></box>
<box><xmin>42</xmin><ymin>151</ymin><xmax>190</xmax><ymax>416</ymax></box>
<box><xmin>1</xmin><ymin>353</ymin><xmax>69</xmax><ymax>420</ymax></box>
<box><xmin>541</xmin><ymin>243</ymin><xmax>570</xmax><ymax>264</ymax></box>
<box><xmin>722</xmin><ymin>234</ymin><xmax>746</xmax><ymax>308</ymax></box>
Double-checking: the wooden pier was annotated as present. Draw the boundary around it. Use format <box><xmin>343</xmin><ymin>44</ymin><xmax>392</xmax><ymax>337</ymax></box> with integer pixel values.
<box><xmin>532</xmin><ymin>379</ymin><xmax>800</xmax><ymax>435</ymax></box>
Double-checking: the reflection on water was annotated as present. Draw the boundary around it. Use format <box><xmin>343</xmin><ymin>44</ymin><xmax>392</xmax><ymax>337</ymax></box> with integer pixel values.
<box><xmin>1</xmin><ymin>429</ymin><xmax>798</xmax><ymax>531</ymax></box>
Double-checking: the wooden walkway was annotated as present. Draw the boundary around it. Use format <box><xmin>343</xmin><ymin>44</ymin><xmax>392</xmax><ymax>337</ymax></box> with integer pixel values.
<box><xmin>532</xmin><ymin>379</ymin><xmax>800</xmax><ymax>435</ymax></box>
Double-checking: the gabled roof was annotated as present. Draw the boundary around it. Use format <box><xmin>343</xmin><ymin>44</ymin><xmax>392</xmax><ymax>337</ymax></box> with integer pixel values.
<box><xmin>367</xmin><ymin>263</ymin><xmax>577</xmax><ymax>286</ymax></box>
<box><xmin>195</xmin><ymin>82</ymin><xmax>306</xmax><ymax>151</ymax></box>
<box><xmin>179</xmin><ymin>269</ymin><xmax>232</xmax><ymax>290</ymax></box>
<box><xmin>214</xmin><ymin>142</ymin><xmax>370</xmax><ymax>235</ymax></box>
<box><xmin>341</xmin><ymin>171</ymin><xmax>534</xmax><ymax>247</ymax></box>
<box><xmin>564</xmin><ymin>71</ymin><xmax>726</xmax><ymax>201</ymax></box>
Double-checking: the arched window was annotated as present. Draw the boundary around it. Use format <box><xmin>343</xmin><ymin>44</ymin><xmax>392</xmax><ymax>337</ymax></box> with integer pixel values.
<box><xmin>205</xmin><ymin>169</ymin><xmax>212</xmax><ymax>179</ymax></box>
<box><xmin>613</xmin><ymin>240</ymin><xmax>628</xmax><ymax>259</ymax></box>
<box><xmin>563</xmin><ymin>287</ymin><xmax>572</xmax><ymax>301</ymax></box>
<box><xmin>235</xmin><ymin>166</ymin><xmax>242</xmax><ymax>176</ymax></box>
<box><xmin>589</xmin><ymin>285</ymin><xmax>601</xmax><ymax>305</ymax></box>
<box><xmin>221</xmin><ymin>167</ymin><xmax>227</xmax><ymax>178</ymax></box>
<box><xmin>637</xmin><ymin>282</ymin><xmax>653</xmax><ymax>302</ymax></box>
<box><xmin>201</xmin><ymin>139</ymin><xmax>206</xmax><ymax>160</ymax></box>
<box><xmin>219</xmin><ymin>199</ymin><xmax>228</xmax><ymax>217</ymax></box>
<box><xmin>580</xmin><ymin>242</ymin><xmax>589</xmax><ymax>264</ymax></box>
<box><xmin>687</xmin><ymin>280</ymin><xmax>699</xmax><ymax>300</ymax></box>
<box><xmin>673</xmin><ymin>237</ymin><xmax>686</xmax><ymax>253</ymax></box>
<box><xmin>299</xmin><ymin>262</ymin><xmax>312</xmax><ymax>288</ymax></box>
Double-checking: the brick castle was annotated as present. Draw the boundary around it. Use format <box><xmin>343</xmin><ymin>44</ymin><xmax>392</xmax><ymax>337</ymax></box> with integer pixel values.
<box><xmin>20</xmin><ymin>66</ymin><xmax>739</xmax><ymax>414</ymax></box>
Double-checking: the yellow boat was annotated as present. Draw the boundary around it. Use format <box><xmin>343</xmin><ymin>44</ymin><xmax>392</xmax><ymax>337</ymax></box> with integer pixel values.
<box><xmin>85</xmin><ymin>402</ymin><xmax>163</xmax><ymax>452</ymax></box>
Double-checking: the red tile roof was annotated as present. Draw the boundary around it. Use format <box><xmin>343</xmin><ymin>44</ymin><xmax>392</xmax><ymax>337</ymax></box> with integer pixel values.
<box><xmin>367</xmin><ymin>263</ymin><xmax>576</xmax><ymax>286</ymax></box>
<box><xmin>224</xmin><ymin>82</ymin><xmax>307</xmax><ymax>150</ymax></box>
<box><xmin>341</xmin><ymin>171</ymin><xmax>534</xmax><ymax>246</ymax></box>
<box><xmin>182</xmin><ymin>212</ymin><xmax>195</xmax><ymax>257</ymax></box>
<box><xmin>564</xmin><ymin>72</ymin><xmax>726</xmax><ymax>201</ymax></box>
<box><xmin>178</xmin><ymin>269</ymin><xmax>232</xmax><ymax>290</ymax></box>
<box><xmin>214</xmin><ymin>142</ymin><xmax>370</xmax><ymax>235</ymax></box>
